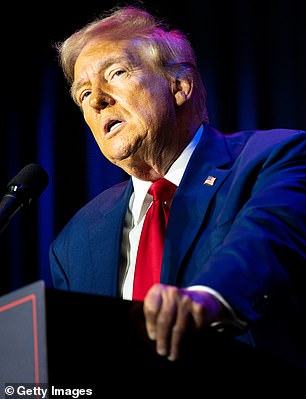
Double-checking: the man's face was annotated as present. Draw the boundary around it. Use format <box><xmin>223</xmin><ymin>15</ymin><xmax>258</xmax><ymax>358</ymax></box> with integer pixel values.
<box><xmin>73</xmin><ymin>38</ymin><xmax>180</xmax><ymax>179</ymax></box>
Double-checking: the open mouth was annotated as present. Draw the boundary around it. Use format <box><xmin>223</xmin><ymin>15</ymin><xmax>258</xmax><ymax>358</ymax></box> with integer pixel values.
<box><xmin>105</xmin><ymin>119</ymin><xmax>123</xmax><ymax>133</ymax></box>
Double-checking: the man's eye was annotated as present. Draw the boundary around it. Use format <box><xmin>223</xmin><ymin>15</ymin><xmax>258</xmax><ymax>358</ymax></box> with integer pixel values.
<box><xmin>112</xmin><ymin>70</ymin><xmax>125</xmax><ymax>78</ymax></box>
<box><xmin>80</xmin><ymin>91</ymin><xmax>91</xmax><ymax>102</ymax></box>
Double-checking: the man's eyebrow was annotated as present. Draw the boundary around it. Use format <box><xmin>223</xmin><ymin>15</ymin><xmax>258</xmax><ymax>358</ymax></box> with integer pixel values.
<box><xmin>71</xmin><ymin>79</ymin><xmax>88</xmax><ymax>97</ymax></box>
<box><xmin>71</xmin><ymin>59</ymin><xmax>116</xmax><ymax>94</ymax></box>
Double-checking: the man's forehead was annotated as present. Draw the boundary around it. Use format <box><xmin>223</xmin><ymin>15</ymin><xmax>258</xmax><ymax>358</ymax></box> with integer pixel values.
<box><xmin>80</xmin><ymin>38</ymin><xmax>138</xmax><ymax>59</ymax></box>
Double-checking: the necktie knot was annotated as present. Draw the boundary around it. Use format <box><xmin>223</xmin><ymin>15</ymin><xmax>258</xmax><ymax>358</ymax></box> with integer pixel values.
<box><xmin>148</xmin><ymin>178</ymin><xmax>177</xmax><ymax>202</ymax></box>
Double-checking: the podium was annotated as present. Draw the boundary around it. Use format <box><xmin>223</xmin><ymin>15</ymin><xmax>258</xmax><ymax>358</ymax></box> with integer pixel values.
<box><xmin>1</xmin><ymin>281</ymin><xmax>305</xmax><ymax>397</ymax></box>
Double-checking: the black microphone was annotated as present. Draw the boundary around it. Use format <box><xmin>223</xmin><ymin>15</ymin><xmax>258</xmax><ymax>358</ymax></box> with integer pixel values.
<box><xmin>0</xmin><ymin>163</ymin><xmax>49</xmax><ymax>234</ymax></box>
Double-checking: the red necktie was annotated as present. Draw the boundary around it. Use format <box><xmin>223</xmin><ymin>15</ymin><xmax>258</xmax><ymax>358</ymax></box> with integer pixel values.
<box><xmin>132</xmin><ymin>178</ymin><xmax>177</xmax><ymax>301</ymax></box>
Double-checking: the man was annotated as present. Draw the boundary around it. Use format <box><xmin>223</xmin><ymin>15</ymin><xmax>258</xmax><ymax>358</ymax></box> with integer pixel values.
<box><xmin>50</xmin><ymin>5</ymin><xmax>306</xmax><ymax>369</ymax></box>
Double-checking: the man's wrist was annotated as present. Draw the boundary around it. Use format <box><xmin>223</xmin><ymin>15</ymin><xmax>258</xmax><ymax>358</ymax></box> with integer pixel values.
<box><xmin>186</xmin><ymin>285</ymin><xmax>248</xmax><ymax>331</ymax></box>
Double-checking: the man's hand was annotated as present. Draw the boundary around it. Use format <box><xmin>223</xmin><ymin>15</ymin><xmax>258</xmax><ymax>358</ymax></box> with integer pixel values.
<box><xmin>143</xmin><ymin>283</ymin><xmax>224</xmax><ymax>361</ymax></box>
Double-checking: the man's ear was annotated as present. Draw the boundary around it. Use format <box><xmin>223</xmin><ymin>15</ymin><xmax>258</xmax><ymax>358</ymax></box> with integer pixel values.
<box><xmin>173</xmin><ymin>78</ymin><xmax>193</xmax><ymax>106</ymax></box>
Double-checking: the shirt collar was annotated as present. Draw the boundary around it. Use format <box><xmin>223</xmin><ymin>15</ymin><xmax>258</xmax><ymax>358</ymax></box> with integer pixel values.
<box><xmin>164</xmin><ymin>124</ymin><xmax>203</xmax><ymax>186</ymax></box>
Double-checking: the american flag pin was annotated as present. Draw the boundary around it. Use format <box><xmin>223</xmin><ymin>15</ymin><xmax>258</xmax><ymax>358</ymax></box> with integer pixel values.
<box><xmin>203</xmin><ymin>175</ymin><xmax>217</xmax><ymax>186</ymax></box>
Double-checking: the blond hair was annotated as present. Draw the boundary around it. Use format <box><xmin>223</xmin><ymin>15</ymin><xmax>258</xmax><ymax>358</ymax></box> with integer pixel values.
<box><xmin>56</xmin><ymin>5</ymin><xmax>209</xmax><ymax>122</ymax></box>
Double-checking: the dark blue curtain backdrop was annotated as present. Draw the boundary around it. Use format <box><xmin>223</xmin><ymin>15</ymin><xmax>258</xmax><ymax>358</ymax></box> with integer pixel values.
<box><xmin>0</xmin><ymin>0</ymin><xmax>305</xmax><ymax>295</ymax></box>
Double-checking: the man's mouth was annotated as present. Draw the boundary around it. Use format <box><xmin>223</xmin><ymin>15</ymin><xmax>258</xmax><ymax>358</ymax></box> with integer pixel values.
<box><xmin>105</xmin><ymin>119</ymin><xmax>123</xmax><ymax>134</ymax></box>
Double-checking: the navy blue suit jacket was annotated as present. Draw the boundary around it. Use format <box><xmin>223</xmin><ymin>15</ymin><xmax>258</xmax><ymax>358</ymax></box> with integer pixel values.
<box><xmin>50</xmin><ymin>124</ymin><xmax>306</xmax><ymax>369</ymax></box>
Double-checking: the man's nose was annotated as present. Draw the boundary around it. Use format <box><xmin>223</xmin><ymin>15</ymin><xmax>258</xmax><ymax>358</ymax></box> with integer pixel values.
<box><xmin>89</xmin><ymin>89</ymin><xmax>115</xmax><ymax>110</ymax></box>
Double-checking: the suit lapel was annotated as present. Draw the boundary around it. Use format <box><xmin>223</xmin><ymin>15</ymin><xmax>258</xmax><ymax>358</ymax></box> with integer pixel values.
<box><xmin>161</xmin><ymin>124</ymin><xmax>232</xmax><ymax>284</ymax></box>
<box><xmin>88</xmin><ymin>180</ymin><xmax>133</xmax><ymax>295</ymax></box>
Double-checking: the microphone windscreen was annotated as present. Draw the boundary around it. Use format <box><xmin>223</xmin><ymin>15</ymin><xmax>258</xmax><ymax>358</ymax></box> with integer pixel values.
<box><xmin>7</xmin><ymin>163</ymin><xmax>49</xmax><ymax>202</ymax></box>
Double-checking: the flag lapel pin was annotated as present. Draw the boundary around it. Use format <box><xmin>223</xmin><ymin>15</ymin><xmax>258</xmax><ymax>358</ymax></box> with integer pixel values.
<box><xmin>203</xmin><ymin>176</ymin><xmax>217</xmax><ymax>186</ymax></box>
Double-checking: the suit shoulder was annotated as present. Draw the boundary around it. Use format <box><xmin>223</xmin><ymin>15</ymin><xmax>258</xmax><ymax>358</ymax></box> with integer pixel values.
<box><xmin>56</xmin><ymin>179</ymin><xmax>130</xmax><ymax>233</ymax></box>
<box><xmin>225</xmin><ymin>128</ymin><xmax>306</xmax><ymax>159</ymax></box>
<box><xmin>235</xmin><ymin>128</ymin><xmax>305</xmax><ymax>142</ymax></box>
<box><xmin>89</xmin><ymin>179</ymin><xmax>130</xmax><ymax>206</ymax></box>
